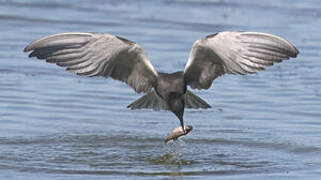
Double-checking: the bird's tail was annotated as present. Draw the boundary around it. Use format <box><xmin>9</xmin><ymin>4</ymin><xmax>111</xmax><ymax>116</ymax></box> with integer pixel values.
<box><xmin>127</xmin><ymin>91</ymin><xmax>169</xmax><ymax>111</ymax></box>
<box><xmin>184</xmin><ymin>90</ymin><xmax>211</xmax><ymax>109</ymax></box>
<box><xmin>127</xmin><ymin>90</ymin><xmax>211</xmax><ymax>110</ymax></box>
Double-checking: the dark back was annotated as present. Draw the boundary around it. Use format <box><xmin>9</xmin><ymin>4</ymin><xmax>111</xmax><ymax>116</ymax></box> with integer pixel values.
<box><xmin>155</xmin><ymin>71</ymin><xmax>186</xmax><ymax>101</ymax></box>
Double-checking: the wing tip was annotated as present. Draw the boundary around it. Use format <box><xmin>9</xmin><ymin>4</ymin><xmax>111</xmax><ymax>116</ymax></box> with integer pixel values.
<box><xmin>292</xmin><ymin>46</ymin><xmax>299</xmax><ymax>58</ymax></box>
<box><xmin>23</xmin><ymin>32</ymin><xmax>94</xmax><ymax>53</ymax></box>
<box><xmin>241</xmin><ymin>31</ymin><xmax>300</xmax><ymax>58</ymax></box>
<box><xmin>24</xmin><ymin>44</ymin><xmax>32</xmax><ymax>52</ymax></box>
<box><xmin>126</xmin><ymin>104</ymin><xmax>134</xmax><ymax>109</ymax></box>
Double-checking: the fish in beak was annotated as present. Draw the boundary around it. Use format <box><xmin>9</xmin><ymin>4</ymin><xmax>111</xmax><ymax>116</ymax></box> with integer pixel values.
<box><xmin>164</xmin><ymin>125</ymin><xmax>193</xmax><ymax>143</ymax></box>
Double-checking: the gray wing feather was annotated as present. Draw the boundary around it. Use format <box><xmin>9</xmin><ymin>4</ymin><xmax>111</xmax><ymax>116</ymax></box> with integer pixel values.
<box><xmin>183</xmin><ymin>31</ymin><xmax>299</xmax><ymax>90</ymax></box>
<box><xmin>24</xmin><ymin>32</ymin><xmax>158</xmax><ymax>93</ymax></box>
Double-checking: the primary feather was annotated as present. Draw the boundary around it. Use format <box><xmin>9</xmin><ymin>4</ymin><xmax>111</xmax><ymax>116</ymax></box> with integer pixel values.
<box><xmin>24</xmin><ymin>32</ymin><xmax>158</xmax><ymax>93</ymax></box>
<box><xmin>183</xmin><ymin>31</ymin><xmax>299</xmax><ymax>90</ymax></box>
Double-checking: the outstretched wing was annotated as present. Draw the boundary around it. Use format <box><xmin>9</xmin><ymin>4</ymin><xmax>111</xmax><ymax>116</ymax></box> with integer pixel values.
<box><xmin>24</xmin><ymin>32</ymin><xmax>158</xmax><ymax>93</ymax></box>
<box><xmin>183</xmin><ymin>31</ymin><xmax>299</xmax><ymax>90</ymax></box>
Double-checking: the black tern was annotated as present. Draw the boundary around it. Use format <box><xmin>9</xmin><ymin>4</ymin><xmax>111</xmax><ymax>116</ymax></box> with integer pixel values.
<box><xmin>24</xmin><ymin>31</ymin><xmax>299</xmax><ymax>134</ymax></box>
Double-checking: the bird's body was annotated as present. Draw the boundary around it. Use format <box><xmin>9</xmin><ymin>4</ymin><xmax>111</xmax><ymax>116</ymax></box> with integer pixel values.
<box><xmin>156</xmin><ymin>71</ymin><xmax>186</xmax><ymax>102</ymax></box>
<box><xmin>155</xmin><ymin>71</ymin><xmax>187</xmax><ymax>128</ymax></box>
<box><xmin>24</xmin><ymin>31</ymin><xmax>299</xmax><ymax>136</ymax></box>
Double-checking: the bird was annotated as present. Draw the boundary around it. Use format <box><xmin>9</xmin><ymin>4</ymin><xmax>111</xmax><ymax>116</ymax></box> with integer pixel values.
<box><xmin>24</xmin><ymin>31</ymin><xmax>299</xmax><ymax>133</ymax></box>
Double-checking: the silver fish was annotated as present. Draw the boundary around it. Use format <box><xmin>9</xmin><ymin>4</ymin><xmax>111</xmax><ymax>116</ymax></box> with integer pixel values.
<box><xmin>164</xmin><ymin>125</ymin><xmax>193</xmax><ymax>143</ymax></box>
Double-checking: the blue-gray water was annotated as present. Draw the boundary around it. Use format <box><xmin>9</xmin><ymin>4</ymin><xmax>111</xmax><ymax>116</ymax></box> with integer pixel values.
<box><xmin>0</xmin><ymin>0</ymin><xmax>321</xmax><ymax>179</ymax></box>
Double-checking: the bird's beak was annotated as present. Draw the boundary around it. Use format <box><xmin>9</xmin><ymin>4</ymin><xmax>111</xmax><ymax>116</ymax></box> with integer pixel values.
<box><xmin>179</xmin><ymin>116</ymin><xmax>186</xmax><ymax>134</ymax></box>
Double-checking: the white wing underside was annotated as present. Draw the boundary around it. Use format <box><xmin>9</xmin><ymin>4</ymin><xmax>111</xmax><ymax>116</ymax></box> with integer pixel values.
<box><xmin>24</xmin><ymin>32</ymin><xmax>158</xmax><ymax>93</ymax></box>
<box><xmin>183</xmin><ymin>32</ymin><xmax>299</xmax><ymax>90</ymax></box>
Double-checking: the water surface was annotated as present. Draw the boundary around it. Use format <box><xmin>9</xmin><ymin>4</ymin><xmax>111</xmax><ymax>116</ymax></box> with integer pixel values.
<box><xmin>0</xmin><ymin>0</ymin><xmax>321</xmax><ymax>179</ymax></box>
